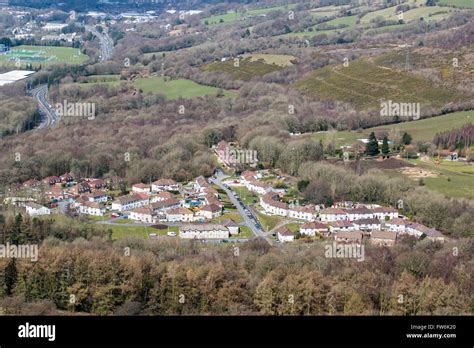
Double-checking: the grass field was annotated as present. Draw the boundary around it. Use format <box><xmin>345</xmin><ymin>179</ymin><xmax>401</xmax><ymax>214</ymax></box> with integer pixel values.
<box><xmin>313</xmin><ymin>111</ymin><xmax>473</xmax><ymax>147</ymax></box>
<box><xmin>294</xmin><ymin>58</ymin><xmax>461</xmax><ymax>110</ymax></box>
<box><xmin>72</xmin><ymin>74</ymin><xmax>124</xmax><ymax>89</ymax></box>
<box><xmin>110</xmin><ymin>224</ymin><xmax>179</xmax><ymax>240</ymax></box>
<box><xmin>255</xmin><ymin>210</ymin><xmax>283</xmax><ymax>231</ymax></box>
<box><xmin>404</xmin><ymin>158</ymin><xmax>474</xmax><ymax>199</ymax></box>
<box><xmin>0</xmin><ymin>45</ymin><xmax>89</xmax><ymax>68</ymax></box>
<box><xmin>438</xmin><ymin>0</ymin><xmax>474</xmax><ymax>8</ymax></box>
<box><xmin>201</xmin><ymin>57</ymin><xmax>284</xmax><ymax>81</ymax></box>
<box><xmin>133</xmin><ymin>76</ymin><xmax>238</xmax><ymax>99</ymax></box>
<box><xmin>315</xmin><ymin>15</ymin><xmax>358</xmax><ymax>30</ymax></box>
<box><xmin>240</xmin><ymin>53</ymin><xmax>296</xmax><ymax>67</ymax></box>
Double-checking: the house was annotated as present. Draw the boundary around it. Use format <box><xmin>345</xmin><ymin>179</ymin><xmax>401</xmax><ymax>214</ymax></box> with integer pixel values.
<box><xmin>112</xmin><ymin>194</ymin><xmax>149</xmax><ymax>212</ymax></box>
<box><xmin>83</xmin><ymin>190</ymin><xmax>108</xmax><ymax>203</ymax></box>
<box><xmin>319</xmin><ymin>208</ymin><xmax>347</xmax><ymax>222</ymax></box>
<box><xmin>406</xmin><ymin>223</ymin><xmax>445</xmax><ymax>242</ymax></box>
<box><xmin>300</xmin><ymin>222</ymin><xmax>329</xmax><ymax>237</ymax></box>
<box><xmin>346</xmin><ymin>207</ymin><xmax>374</xmax><ymax>221</ymax></box>
<box><xmin>45</xmin><ymin>186</ymin><xmax>65</xmax><ymax>200</ymax></box>
<box><xmin>60</xmin><ymin>172</ymin><xmax>74</xmax><ymax>183</ymax></box>
<box><xmin>42</xmin><ymin>176</ymin><xmax>61</xmax><ymax>185</ymax></box>
<box><xmin>179</xmin><ymin>223</ymin><xmax>230</xmax><ymax>239</ymax></box>
<box><xmin>67</xmin><ymin>182</ymin><xmax>90</xmax><ymax>195</ymax></box>
<box><xmin>149</xmin><ymin>198</ymin><xmax>180</xmax><ymax>212</ymax></box>
<box><xmin>194</xmin><ymin>176</ymin><xmax>210</xmax><ymax>192</ymax></box>
<box><xmin>288</xmin><ymin>205</ymin><xmax>316</xmax><ymax>221</ymax></box>
<box><xmin>385</xmin><ymin>218</ymin><xmax>410</xmax><ymax>233</ymax></box>
<box><xmin>276</xmin><ymin>226</ymin><xmax>294</xmax><ymax>243</ymax></box>
<box><xmin>246</xmin><ymin>179</ymin><xmax>271</xmax><ymax>195</ymax></box>
<box><xmin>79</xmin><ymin>201</ymin><xmax>106</xmax><ymax>216</ymax></box>
<box><xmin>371</xmin><ymin>206</ymin><xmax>398</xmax><ymax>221</ymax></box>
<box><xmin>150</xmin><ymin>191</ymin><xmax>175</xmax><ymax>202</ymax></box>
<box><xmin>132</xmin><ymin>183</ymin><xmax>151</xmax><ymax>194</ymax></box>
<box><xmin>197</xmin><ymin>204</ymin><xmax>222</xmax><ymax>219</ymax></box>
<box><xmin>334</xmin><ymin>231</ymin><xmax>363</xmax><ymax>244</ymax></box>
<box><xmin>86</xmin><ymin>178</ymin><xmax>106</xmax><ymax>191</ymax></box>
<box><xmin>260</xmin><ymin>193</ymin><xmax>288</xmax><ymax>217</ymax></box>
<box><xmin>203</xmin><ymin>193</ymin><xmax>224</xmax><ymax>208</ymax></box>
<box><xmin>24</xmin><ymin>202</ymin><xmax>51</xmax><ymax>216</ymax></box>
<box><xmin>370</xmin><ymin>230</ymin><xmax>397</xmax><ymax>247</ymax></box>
<box><xmin>240</xmin><ymin>170</ymin><xmax>257</xmax><ymax>184</ymax></box>
<box><xmin>201</xmin><ymin>187</ymin><xmax>219</xmax><ymax>197</ymax></box>
<box><xmin>129</xmin><ymin>207</ymin><xmax>155</xmax><ymax>223</ymax></box>
<box><xmin>151</xmin><ymin>179</ymin><xmax>179</xmax><ymax>192</ymax></box>
<box><xmin>223</xmin><ymin>220</ymin><xmax>239</xmax><ymax>235</ymax></box>
<box><xmin>165</xmin><ymin>207</ymin><xmax>194</xmax><ymax>222</ymax></box>
<box><xmin>328</xmin><ymin>220</ymin><xmax>356</xmax><ymax>233</ymax></box>
<box><xmin>22</xmin><ymin>179</ymin><xmax>41</xmax><ymax>189</ymax></box>
<box><xmin>352</xmin><ymin>218</ymin><xmax>381</xmax><ymax>231</ymax></box>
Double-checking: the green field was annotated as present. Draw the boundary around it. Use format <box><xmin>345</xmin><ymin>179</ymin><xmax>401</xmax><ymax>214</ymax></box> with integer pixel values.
<box><xmin>438</xmin><ymin>0</ymin><xmax>474</xmax><ymax>8</ymax></box>
<box><xmin>0</xmin><ymin>45</ymin><xmax>89</xmax><ymax>68</ymax></box>
<box><xmin>201</xmin><ymin>57</ymin><xmax>284</xmax><ymax>81</ymax></box>
<box><xmin>313</xmin><ymin>111</ymin><xmax>473</xmax><ymax>147</ymax></box>
<box><xmin>241</xmin><ymin>53</ymin><xmax>296</xmax><ymax>67</ymax></box>
<box><xmin>294</xmin><ymin>58</ymin><xmax>461</xmax><ymax>110</ymax></box>
<box><xmin>110</xmin><ymin>224</ymin><xmax>179</xmax><ymax>240</ymax></box>
<box><xmin>255</xmin><ymin>210</ymin><xmax>283</xmax><ymax>232</ymax></box>
<box><xmin>133</xmin><ymin>76</ymin><xmax>238</xmax><ymax>99</ymax></box>
<box><xmin>315</xmin><ymin>15</ymin><xmax>358</xmax><ymax>30</ymax></box>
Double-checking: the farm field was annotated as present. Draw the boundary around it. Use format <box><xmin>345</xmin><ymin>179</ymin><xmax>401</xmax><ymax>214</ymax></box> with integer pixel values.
<box><xmin>294</xmin><ymin>58</ymin><xmax>461</xmax><ymax>110</ymax></box>
<box><xmin>133</xmin><ymin>76</ymin><xmax>238</xmax><ymax>99</ymax></box>
<box><xmin>438</xmin><ymin>0</ymin><xmax>474</xmax><ymax>8</ymax></box>
<box><xmin>313</xmin><ymin>111</ymin><xmax>473</xmax><ymax>147</ymax></box>
<box><xmin>201</xmin><ymin>57</ymin><xmax>284</xmax><ymax>80</ymax></box>
<box><xmin>0</xmin><ymin>45</ymin><xmax>89</xmax><ymax>67</ymax></box>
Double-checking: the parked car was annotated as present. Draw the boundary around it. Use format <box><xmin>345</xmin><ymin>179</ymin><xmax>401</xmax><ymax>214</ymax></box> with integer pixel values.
<box><xmin>167</xmin><ymin>231</ymin><xmax>177</xmax><ymax>237</ymax></box>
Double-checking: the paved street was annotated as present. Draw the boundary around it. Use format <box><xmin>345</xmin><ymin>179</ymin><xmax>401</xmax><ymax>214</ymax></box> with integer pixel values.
<box><xmin>29</xmin><ymin>84</ymin><xmax>57</xmax><ymax>129</ymax></box>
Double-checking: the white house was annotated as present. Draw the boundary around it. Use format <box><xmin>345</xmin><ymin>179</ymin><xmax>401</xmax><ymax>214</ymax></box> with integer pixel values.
<box><xmin>79</xmin><ymin>201</ymin><xmax>106</xmax><ymax>216</ymax></box>
<box><xmin>223</xmin><ymin>220</ymin><xmax>240</xmax><ymax>235</ymax></box>
<box><xmin>288</xmin><ymin>205</ymin><xmax>316</xmax><ymax>221</ymax></box>
<box><xmin>129</xmin><ymin>207</ymin><xmax>155</xmax><ymax>223</ymax></box>
<box><xmin>352</xmin><ymin>218</ymin><xmax>381</xmax><ymax>231</ymax></box>
<box><xmin>179</xmin><ymin>223</ymin><xmax>230</xmax><ymax>239</ymax></box>
<box><xmin>24</xmin><ymin>202</ymin><xmax>51</xmax><ymax>216</ymax></box>
<box><xmin>260</xmin><ymin>193</ymin><xmax>288</xmax><ymax>217</ymax></box>
<box><xmin>83</xmin><ymin>190</ymin><xmax>108</xmax><ymax>203</ymax></box>
<box><xmin>150</xmin><ymin>191</ymin><xmax>174</xmax><ymax>202</ymax></box>
<box><xmin>194</xmin><ymin>176</ymin><xmax>210</xmax><ymax>192</ymax></box>
<box><xmin>346</xmin><ymin>207</ymin><xmax>374</xmax><ymax>221</ymax></box>
<box><xmin>406</xmin><ymin>223</ymin><xmax>445</xmax><ymax>242</ymax></box>
<box><xmin>151</xmin><ymin>179</ymin><xmax>179</xmax><ymax>192</ymax></box>
<box><xmin>370</xmin><ymin>230</ymin><xmax>397</xmax><ymax>246</ymax></box>
<box><xmin>385</xmin><ymin>218</ymin><xmax>410</xmax><ymax>234</ymax></box>
<box><xmin>165</xmin><ymin>207</ymin><xmax>194</xmax><ymax>222</ymax></box>
<box><xmin>300</xmin><ymin>222</ymin><xmax>329</xmax><ymax>237</ymax></box>
<box><xmin>334</xmin><ymin>231</ymin><xmax>363</xmax><ymax>244</ymax></box>
<box><xmin>112</xmin><ymin>194</ymin><xmax>149</xmax><ymax>212</ymax></box>
<box><xmin>197</xmin><ymin>204</ymin><xmax>222</xmax><ymax>219</ymax></box>
<box><xmin>246</xmin><ymin>179</ymin><xmax>271</xmax><ymax>195</ymax></box>
<box><xmin>276</xmin><ymin>226</ymin><xmax>294</xmax><ymax>243</ymax></box>
<box><xmin>319</xmin><ymin>208</ymin><xmax>347</xmax><ymax>222</ymax></box>
<box><xmin>150</xmin><ymin>198</ymin><xmax>181</xmax><ymax>212</ymax></box>
<box><xmin>371</xmin><ymin>206</ymin><xmax>398</xmax><ymax>221</ymax></box>
<box><xmin>132</xmin><ymin>183</ymin><xmax>151</xmax><ymax>194</ymax></box>
<box><xmin>328</xmin><ymin>220</ymin><xmax>356</xmax><ymax>233</ymax></box>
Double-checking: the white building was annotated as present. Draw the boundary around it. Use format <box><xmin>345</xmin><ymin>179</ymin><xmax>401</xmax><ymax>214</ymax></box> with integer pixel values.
<box><xmin>132</xmin><ymin>183</ymin><xmax>151</xmax><ymax>194</ymax></box>
<box><xmin>384</xmin><ymin>218</ymin><xmax>410</xmax><ymax>233</ymax></box>
<box><xmin>288</xmin><ymin>205</ymin><xmax>316</xmax><ymax>221</ymax></box>
<box><xmin>300</xmin><ymin>222</ymin><xmax>329</xmax><ymax>237</ymax></box>
<box><xmin>83</xmin><ymin>191</ymin><xmax>108</xmax><ymax>203</ymax></box>
<box><xmin>151</xmin><ymin>179</ymin><xmax>179</xmax><ymax>192</ymax></box>
<box><xmin>179</xmin><ymin>223</ymin><xmax>230</xmax><ymax>239</ymax></box>
<box><xmin>352</xmin><ymin>218</ymin><xmax>381</xmax><ymax>231</ymax></box>
<box><xmin>24</xmin><ymin>202</ymin><xmax>51</xmax><ymax>216</ymax></box>
<box><xmin>197</xmin><ymin>204</ymin><xmax>222</xmax><ymax>219</ymax></box>
<box><xmin>165</xmin><ymin>207</ymin><xmax>194</xmax><ymax>222</ymax></box>
<box><xmin>276</xmin><ymin>226</ymin><xmax>294</xmax><ymax>243</ymax></box>
<box><xmin>346</xmin><ymin>207</ymin><xmax>374</xmax><ymax>221</ymax></box>
<box><xmin>371</xmin><ymin>206</ymin><xmax>398</xmax><ymax>221</ymax></box>
<box><xmin>79</xmin><ymin>201</ymin><xmax>106</xmax><ymax>216</ymax></box>
<box><xmin>112</xmin><ymin>194</ymin><xmax>149</xmax><ymax>212</ymax></box>
<box><xmin>129</xmin><ymin>207</ymin><xmax>155</xmax><ymax>223</ymax></box>
<box><xmin>260</xmin><ymin>193</ymin><xmax>288</xmax><ymax>217</ymax></box>
<box><xmin>319</xmin><ymin>208</ymin><xmax>347</xmax><ymax>222</ymax></box>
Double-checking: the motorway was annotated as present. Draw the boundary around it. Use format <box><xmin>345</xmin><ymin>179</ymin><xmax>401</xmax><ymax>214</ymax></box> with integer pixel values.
<box><xmin>85</xmin><ymin>25</ymin><xmax>114</xmax><ymax>62</ymax></box>
<box><xmin>210</xmin><ymin>169</ymin><xmax>274</xmax><ymax>246</ymax></box>
<box><xmin>29</xmin><ymin>84</ymin><xmax>57</xmax><ymax>129</ymax></box>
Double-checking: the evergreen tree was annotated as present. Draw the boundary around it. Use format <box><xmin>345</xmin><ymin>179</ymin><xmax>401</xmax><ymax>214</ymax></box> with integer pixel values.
<box><xmin>366</xmin><ymin>132</ymin><xmax>379</xmax><ymax>156</ymax></box>
<box><xmin>4</xmin><ymin>259</ymin><xmax>18</xmax><ymax>296</ymax></box>
<box><xmin>382</xmin><ymin>136</ymin><xmax>390</xmax><ymax>155</ymax></box>
<box><xmin>402</xmin><ymin>132</ymin><xmax>412</xmax><ymax>145</ymax></box>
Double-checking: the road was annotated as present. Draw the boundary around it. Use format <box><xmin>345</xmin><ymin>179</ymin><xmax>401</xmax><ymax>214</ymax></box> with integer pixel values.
<box><xmin>29</xmin><ymin>84</ymin><xmax>57</xmax><ymax>129</ymax></box>
<box><xmin>85</xmin><ymin>25</ymin><xmax>114</xmax><ymax>62</ymax></box>
<box><xmin>211</xmin><ymin>169</ymin><xmax>274</xmax><ymax>246</ymax></box>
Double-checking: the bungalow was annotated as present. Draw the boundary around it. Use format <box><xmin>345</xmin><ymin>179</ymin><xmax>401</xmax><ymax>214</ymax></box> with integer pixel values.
<box><xmin>42</xmin><ymin>176</ymin><xmax>61</xmax><ymax>185</ymax></box>
<box><xmin>328</xmin><ymin>220</ymin><xmax>356</xmax><ymax>233</ymax></box>
<box><xmin>79</xmin><ymin>201</ymin><xmax>106</xmax><ymax>216</ymax></box>
<box><xmin>197</xmin><ymin>204</ymin><xmax>222</xmax><ymax>219</ymax></box>
<box><xmin>346</xmin><ymin>207</ymin><xmax>374</xmax><ymax>221</ymax></box>
<box><xmin>83</xmin><ymin>190</ymin><xmax>108</xmax><ymax>203</ymax></box>
<box><xmin>194</xmin><ymin>176</ymin><xmax>210</xmax><ymax>192</ymax></box>
<box><xmin>319</xmin><ymin>208</ymin><xmax>347</xmax><ymax>222</ymax></box>
<box><xmin>370</xmin><ymin>230</ymin><xmax>397</xmax><ymax>247</ymax></box>
<box><xmin>165</xmin><ymin>207</ymin><xmax>194</xmax><ymax>222</ymax></box>
<box><xmin>276</xmin><ymin>226</ymin><xmax>294</xmax><ymax>243</ymax></box>
<box><xmin>334</xmin><ymin>230</ymin><xmax>363</xmax><ymax>244</ymax></box>
<box><xmin>223</xmin><ymin>219</ymin><xmax>240</xmax><ymax>235</ymax></box>
<box><xmin>385</xmin><ymin>218</ymin><xmax>410</xmax><ymax>234</ymax></box>
<box><xmin>260</xmin><ymin>193</ymin><xmax>288</xmax><ymax>217</ymax></box>
<box><xmin>129</xmin><ymin>207</ymin><xmax>155</xmax><ymax>223</ymax></box>
<box><xmin>246</xmin><ymin>179</ymin><xmax>272</xmax><ymax>195</ymax></box>
<box><xmin>149</xmin><ymin>198</ymin><xmax>180</xmax><ymax>212</ymax></box>
<box><xmin>112</xmin><ymin>194</ymin><xmax>149</xmax><ymax>212</ymax></box>
<box><xmin>288</xmin><ymin>205</ymin><xmax>316</xmax><ymax>221</ymax></box>
<box><xmin>352</xmin><ymin>218</ymin><xmax>381</xmax><ymax>231</ymax></box>
<box><xmin>179</xmin><ymin>223</ymin><xmax>230</xmax><ymax>239</ymax></box>
<box><xmin>371</xmin><ymin>206</ymin><xmax>398</xmax><ymax>221</ymax></box>
<box><xmin>300</xmin><ymin>222</ymin><xmax>329</xmax><ymax>237</ymax></box>
<box><xmin>24</xmin><ymin>202</ymin><xmax>51</xmax><ymax>216</ymax></box>
<box><xmin>151</xmin><ymin>179</ymin><xmax>179</xmax><ymax>192</ymax></box>
<box><xmin>132</xmin><ymin>183</ymin><xmax>151</xmax><ymax>194</ymax></box>
<box><xmin>240</xmin><ymin>170</ymin><xmax>257</xmax><ymax>184</ymax></box>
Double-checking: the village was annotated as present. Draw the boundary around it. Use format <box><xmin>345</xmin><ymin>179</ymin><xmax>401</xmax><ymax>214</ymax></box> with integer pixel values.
<box><xmin>1</xmin><ymin>139</ymin><xmax>447</xmax><ymax>249</ymax></box>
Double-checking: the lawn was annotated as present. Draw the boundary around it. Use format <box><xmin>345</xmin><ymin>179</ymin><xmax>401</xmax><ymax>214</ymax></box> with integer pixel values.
<box><xmin>234</xmin><ymin>186</ymin><xmax>259</xmax><ymax>206</ymax></box>
<box><xmin>0</xmin><ymin>45</ymin><xmax>89</xmax><ymax>68</ymax></box>
<box><xmin>313</xmin><ymin>111</ymin><xmax>473</xmax><ymax>147</ymax></box>
<box><xmin>255</xmin><ymin>210</ymin><xmax>283</xmax><ymax>231</ymax></box>
<box><xmin>201</xmin><ymin>57</ymin><xmax>283</xmax><ymax>81</ymax></box>
<box><xmin>133</xmin><ymin>76</ymin><xmax>238</xmax><ymax>99</ymax></box>
<box><xmin>73</xmin><ymin>75</ymin><xmax>124</xmax><ymax>89</ymax></box>
<box><xmin>110</xmin><ymin>224</ymin><xmax>179</xmax><ymax>240</ymax></box>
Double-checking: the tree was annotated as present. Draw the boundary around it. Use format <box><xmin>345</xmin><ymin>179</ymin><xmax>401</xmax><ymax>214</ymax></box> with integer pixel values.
<box><xmin>381</xmin><ymin>136</ymin><xmax>390</xmax><ymax>155</ymax></box>
<box><xmin>4</xmin><ymin>259</ymin><xmax>18</xmax><ymax>296</ymax></box>
<box><xmin>402</xmin><ymin>132</ymin><xmax>412</xmax><ymax>145</ymax></box>
<box><xmin>366</xmin><ymin>132</ymin><xmax>379</xmax><ymax>156</ymax></box>
<box><xmin>426</xmin><ymin>0</ymin><xmax>437</xmax><ymax>5</ymax></box>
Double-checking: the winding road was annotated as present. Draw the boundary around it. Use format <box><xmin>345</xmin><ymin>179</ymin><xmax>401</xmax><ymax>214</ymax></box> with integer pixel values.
<box><xmin>29</xmin><ymin>84</ymin><xmax>57</xmax><ymax>129</ymax></box>
<box><xmin>85</xmin><ymin>25</ymin><xmax>114</xmax><ymax>62</ymax></box>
